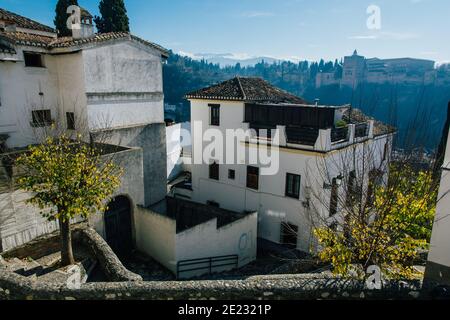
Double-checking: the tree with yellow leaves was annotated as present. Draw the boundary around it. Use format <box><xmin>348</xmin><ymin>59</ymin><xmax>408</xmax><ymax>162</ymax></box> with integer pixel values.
<box><xmin>16</xmin><ymin>135</ymin><xmax>123</xmax><ymax>266</ymax></box>
<box><xmin>313</xmin><ymin>162</ymin><xmax>437</xmax><ymax>280</ymax></box>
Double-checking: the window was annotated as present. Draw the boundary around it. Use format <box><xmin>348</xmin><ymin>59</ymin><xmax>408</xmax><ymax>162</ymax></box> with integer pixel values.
<box><xmin>66</xmin><ymin>112</ymin><xmax>75</xmax><ymax>130</ymax></box>
<box><xmin>24</xmin><ymin>52</ymin><xmax>44</xmax><ymax>68</ymax></box>
<box><xmin>285</xmin><ymin>173</ymin><xmax>301</xmax><ymax>199</ymax></box>
<box><xmin>246</xmin><ymin>166</ymin><xmax>259</xmax><ymax>190</ymax></box>
<box><xmin>31</xmin><ymin>110</ymin><xmax>52</xmax><ymax>127</ymax></box>
<box><xmin>209</xmin><ymin>162</ymin><xmax>219</xmax><ymax>180</ymax></box>
<box><xmin>280</xmin><ymin>223</ymin><xmax>298</xmax><ymax>247</ymax></box>
<box><xmin>228</xmin><ymin>169</ymin><xmax>235</xmax><ymax>180</ymax></box>
<box><xmin>329</xmin><ymin>177</ymin><xmax>339</xmax><ymax>216</ymax></box>
<box><xmin>209</xmin><ymin>104</ymin><xmax>220</xmax><ymax>126</ymax></box>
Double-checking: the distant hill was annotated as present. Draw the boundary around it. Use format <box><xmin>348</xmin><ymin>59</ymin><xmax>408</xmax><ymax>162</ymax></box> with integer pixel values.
<box><xmin>163</xmin><ymin>51</ymin><xmax>450</xmax><ymax>151</ymax></box>
<box><xmin>177</xmin><ymin>52</ymin><xmax>294</xmax><ymax>67</ymax></box>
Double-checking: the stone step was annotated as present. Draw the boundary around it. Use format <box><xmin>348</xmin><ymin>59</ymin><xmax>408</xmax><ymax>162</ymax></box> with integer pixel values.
<box><xmin>5</xmin><ymin>258</ymin><xmax>27</xmax><ymax>273</ymax></box>
<box><xmin>36</xmin><ymin>252</ymin><xmax>61</xmax><ymax>268</ymax></box>
<box><xmin>3</xmin><ymin>257</ymin><xmax>46</xmax><ymax>278</ymax></box>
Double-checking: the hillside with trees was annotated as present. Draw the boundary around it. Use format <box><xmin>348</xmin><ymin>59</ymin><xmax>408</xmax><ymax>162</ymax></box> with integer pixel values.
<box><xmin>164</xmin><ymin>52</ymin><xmax>450</xmax><ymax>151</ymax></box>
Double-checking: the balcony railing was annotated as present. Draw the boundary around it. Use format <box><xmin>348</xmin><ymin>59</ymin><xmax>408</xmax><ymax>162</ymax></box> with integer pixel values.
<box><xmin>331</xmin><ymin>126</ymin><xmax>349</xmax><ymax>142</ymax></box>
<box><xmin>355</xmin><ymin>123</ymin><xmax>369</xmax><ymax>138</ymax></box>
<box><xmin>176</xmin><ymin>255</ymin><xmax>239</xmax><ymax>279</ymax></box>
<box><xmin>286</xmin><ymin>127</ymin><xmax>319</xmax><ymax>146</ymax></box>
<box><xmin>246</xmin><ymin>120</ymin><xmax>374</xmax><ymax>152</ymax></box>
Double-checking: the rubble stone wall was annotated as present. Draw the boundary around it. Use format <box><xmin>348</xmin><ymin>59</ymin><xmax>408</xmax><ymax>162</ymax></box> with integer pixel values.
<box><xmin>0</xmin><ymin>270</ymin><xmax>425</xmax><ymax>300</ymax></box>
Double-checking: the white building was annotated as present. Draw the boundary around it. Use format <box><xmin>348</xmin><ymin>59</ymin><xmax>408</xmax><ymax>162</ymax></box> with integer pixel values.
<box><xmin>0</xmin><ymin>8</ymin><xmax>257</xmax><ymax>277</ymax></box>
<box><xmin>182</xmin><ymin>77</ymin><xmax>394</xmax><ymax>252</ymax></box>
<box><xmin>0</xmin><ymin>7</ymin><xmax>170</xmax><ymax>207</ymax></box>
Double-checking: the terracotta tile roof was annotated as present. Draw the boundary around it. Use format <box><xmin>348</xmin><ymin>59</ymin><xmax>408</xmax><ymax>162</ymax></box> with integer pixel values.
<box><xmin>0</xmin><ymin>31</ymin><xmax>169</xmax><ymax>57</ymax></box>
<box><xmin>80</xmin><ymin>7</ymin><xmax>93</xmax><ymax>18</ymax></box>
<box><xmin>186</xmin><ymin>77</ymin><xmax>308</xmax><ymax>104</ymax></box>
<box><xmin>0</xmin><ymin>8</ymin><xmax>55</xmax><ymax>33</ymax></box>
<box><xmin>0</xmin><ymin>31</ymin><xmax>54</xmax><ymax>48</ymax></box>
<box><xmin>50</xmin><ymin>32</ymin><xmax>169</xmax><ymax>55</ymax></box>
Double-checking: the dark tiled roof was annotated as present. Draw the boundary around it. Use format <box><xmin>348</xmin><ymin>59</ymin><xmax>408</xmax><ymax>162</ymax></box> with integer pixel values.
<box><xmin>186</xmin><ymin>77</ymin><xmax>308</xmax><ymax>104</ymax></box>
<box><xmin>0</xmin><ymin>31</ymin><xmax>169</xmax><ymax>56</ymax></box>
<box><xmin>0</xmin><ymin>8</ymin><xmax>55</xmax><ymax>33</ymax></box>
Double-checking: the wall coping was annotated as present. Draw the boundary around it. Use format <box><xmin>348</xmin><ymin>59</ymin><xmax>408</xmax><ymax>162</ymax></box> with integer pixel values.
<box><xmin>0</xmin><ymin>270</ymin><xmax>425</xmax><ymax>300</ymax></box>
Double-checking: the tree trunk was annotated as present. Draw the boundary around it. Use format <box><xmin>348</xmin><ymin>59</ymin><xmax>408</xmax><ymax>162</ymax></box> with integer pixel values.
<box><xmin>59</xmin><ymin>218</ymin><xmax>75</xmax><ymax>266</ymax></box>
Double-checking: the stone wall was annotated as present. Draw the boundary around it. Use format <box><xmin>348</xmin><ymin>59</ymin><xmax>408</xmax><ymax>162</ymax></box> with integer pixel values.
<box><xmin>0</xmin><ymin>270</ymin><xmax>425</xmax><ymax>300</ymax></box>
<box><xmin>0</xmin><ymin>225</ymin><xmax>431</xmax><ymax>301</ymax></box>
<box><xmin>1</xmin><ymin>225</ymin><xmax>142</xmax><ymax>283</ymax></box>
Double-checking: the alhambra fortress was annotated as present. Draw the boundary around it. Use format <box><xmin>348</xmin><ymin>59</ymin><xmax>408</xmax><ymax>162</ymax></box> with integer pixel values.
<box><xmin>0</xmin><ymin>6</ymin><xmax>449</xmax><ymax>300</ymax></box>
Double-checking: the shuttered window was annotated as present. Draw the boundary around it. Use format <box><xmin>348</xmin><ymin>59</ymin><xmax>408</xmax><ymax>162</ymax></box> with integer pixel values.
<box><xmin>209</xmin><ymin>162</ymin><xmax>219</xmax><ymax>180</ymax></box>
<box><xmin>31</xmin><ymin>110</ymin><xmax>52</xmax><ymax>127</ymax></box>
<box><xmin>209</xmin><ymin>104</ymin><xmax>220</xmax><ymax>126</ymax></box>
<box><xmin>285</xmin><ymin>173</ymin><xmax>301</xmax><ymax>199</ymax></box>
<box><xmin>246</xmin><ymin>166</ymin><xmax>259</xmax><ymax>190</ymax></box>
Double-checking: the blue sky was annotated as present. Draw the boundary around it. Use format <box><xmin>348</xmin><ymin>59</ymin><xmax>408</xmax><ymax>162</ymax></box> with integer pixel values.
<box><xmin>1</xmin><ymin>0</ymin><xmax>449</xmax><ymax>63</ymax></box>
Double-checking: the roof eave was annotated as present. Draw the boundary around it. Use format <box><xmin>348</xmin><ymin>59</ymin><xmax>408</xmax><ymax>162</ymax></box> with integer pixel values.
<box><xmin>185</xmin><ymin>95</ymin><xmax>244</xmax><ymax>102</ymax></box>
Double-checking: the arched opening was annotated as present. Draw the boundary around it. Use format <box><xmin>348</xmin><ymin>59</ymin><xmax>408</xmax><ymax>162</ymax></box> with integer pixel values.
<box><xmin>104</xmin><ymin>196</ymin><xmax>133</xmax><ymax>259</ymax></box>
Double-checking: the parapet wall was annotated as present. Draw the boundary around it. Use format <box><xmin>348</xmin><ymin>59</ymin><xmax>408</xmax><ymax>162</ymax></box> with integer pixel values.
<box><xmin>0</xmin><ymin>224</ymin><xmax>430</xmax><ymax>301</ymax></box>
<box><xmin>0</xmin><ymin>271</ymin><xmax>425</xmax><ymax>300</ymax></box>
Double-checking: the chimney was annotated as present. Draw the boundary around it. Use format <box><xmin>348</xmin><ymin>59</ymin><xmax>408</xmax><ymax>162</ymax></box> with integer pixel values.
<box><xmin>72</xmin><ymin>7</ymin><xmax>94</xmax><ymax>39</ymax></box>
<box><xmin>314</xmin><ymin>98</ymin><xmax>320</xmax><ymax>107</ymax></box>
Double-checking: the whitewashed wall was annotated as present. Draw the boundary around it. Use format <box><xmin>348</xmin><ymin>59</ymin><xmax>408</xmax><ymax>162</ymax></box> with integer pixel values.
<box><xmin>82</xmin><ymin>41</ymin><xmax>164</xmax><ymax>130</ymax></box>
<box><xmin>0</xmin><ymin>39</ymin><xmax>165</xmax><ymax>149</ymax></box>
<box><xmin>188</xmin><ymin>99</ymin><xmax>391</xmax><ymax>252</ymax></box>
<box><xmin>134</xmin><ymin>205</ymin><xmax>257</xmax><ymax>278</ymax></box>
<box><xmin>427</xmin><ymin>134</ymin><xmax>450</xmax><ymax>284</ymax></box>
<box><xmin>176</xmin><ymin>212</ymin><xmax>258</xmax><ymax>270</ymax></box>
<box><xmin>134</xmin><ymin>206</ymin><xmax>177</xmax><ymax>273</ymax></box>
<box><xmin>0</xmin><ymin>47</ymin><xmax>61</xmax><ymax>148</ymax></box>
<box><xmin>166</xmin><ymin>123</ymin><xmax>183</xmax><ymax>181</ymax></box>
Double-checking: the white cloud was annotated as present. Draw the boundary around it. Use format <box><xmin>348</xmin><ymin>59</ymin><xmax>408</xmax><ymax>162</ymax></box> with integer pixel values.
<box><xmin>240</xmin><ymin>11</ymin><xmax>275</xmax><ymax>18</ymax></box>
<box><xmin>381</xmin><ymin>31</ymin><xmax>420</xmax><ymax>40</ymax></box>
<box><xmin>348</xmin><ymin>32</ymin><xmax>420</xmax><ymax>41</ymax></box>
<box><xmin>348</xmin><ymin>35</ymin><xmax>379</xmax><ymax>40</ymax></box>
<box><xmin>420</xmin><ymin>51</ymin><xmax>438</xmax><ymax>56</ymax></box>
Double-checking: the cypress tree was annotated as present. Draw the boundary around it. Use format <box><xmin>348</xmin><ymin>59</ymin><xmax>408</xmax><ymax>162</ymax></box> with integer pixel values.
<box><xmin>94</xmin><ymin>0</ymin><xmax>130</xmax><ymax>33</ymax></box>
<box><xmin>54</xmin><ymin>0</ymin><xmax>79</xmax><ymax>37</ymax></box>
